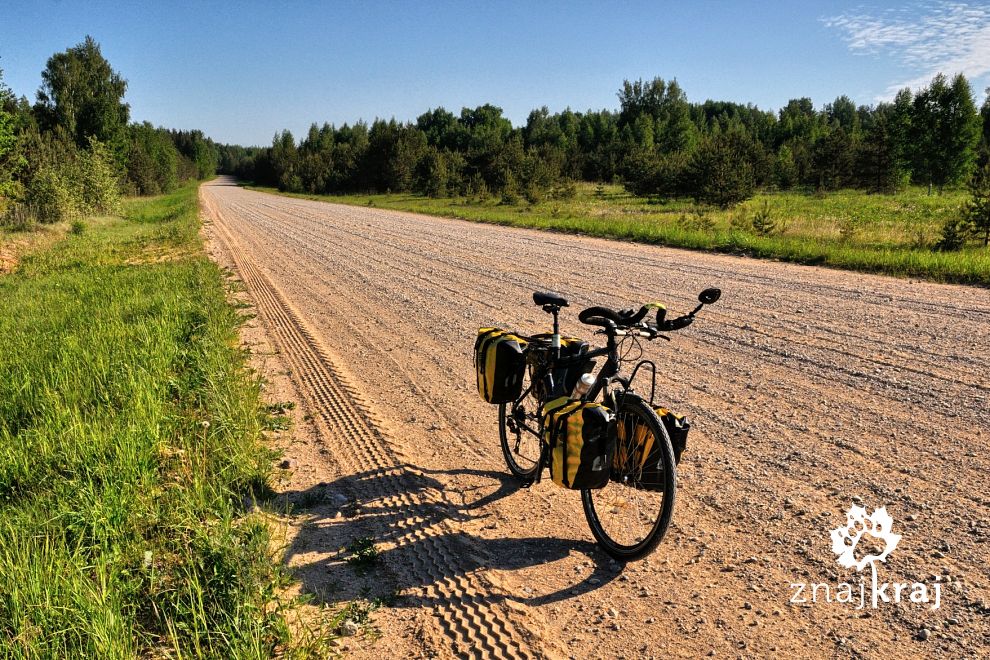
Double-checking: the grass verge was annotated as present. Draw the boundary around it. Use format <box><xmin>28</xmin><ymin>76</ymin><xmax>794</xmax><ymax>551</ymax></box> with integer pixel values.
<box><xmin>0</xmin><ymin>182</ymin><xmax>292</xmax><ymax>656</ymax></box>
<box><xmin>247</xmin><ymin>183</ymin><xmax>990</xmax><ymax>286</ymax></box>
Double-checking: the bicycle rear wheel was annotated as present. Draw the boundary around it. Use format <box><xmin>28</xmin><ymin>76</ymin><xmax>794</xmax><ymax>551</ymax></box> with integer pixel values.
<box><xmin>498</xmin><ymin>366</ymin><xmax>542</xmax><ymax>480</ymax></box>
<box><xmin>582</xmin><ymin>395</ymin><xmax>676</xmax><ymax>561</ymax></box>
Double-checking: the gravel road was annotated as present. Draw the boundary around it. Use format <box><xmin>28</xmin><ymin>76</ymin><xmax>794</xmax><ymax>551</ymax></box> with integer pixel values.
<box><xmin>202</xmin><ymin>176</ymin><xmax>990</xmax><ymax>658</ymax></box>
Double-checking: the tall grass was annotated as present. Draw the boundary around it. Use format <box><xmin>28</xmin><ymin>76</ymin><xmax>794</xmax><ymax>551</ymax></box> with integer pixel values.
<box><xmin>251</xmin><ymin>184</ymin><xmax>989</xmax><ymax>285</ymax></box>
<box><xmin>0</xmin><ymin>183</ymin><xmax>289</xmax><ymax>656</ymax></box>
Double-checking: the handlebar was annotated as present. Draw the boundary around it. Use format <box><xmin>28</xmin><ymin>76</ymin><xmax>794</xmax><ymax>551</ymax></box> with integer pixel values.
<box><xmin>578</xmin><ymin>289</ymin><xmax>719</xmax><ymax>336</ymax></box>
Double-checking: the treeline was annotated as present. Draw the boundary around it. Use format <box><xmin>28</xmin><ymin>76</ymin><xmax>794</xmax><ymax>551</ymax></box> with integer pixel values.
<box><xmin>227</xmin><ymin>74</ymin><xmax>990</xmax><ymax>209</ymax></box>
<box><xmin>0</xmin><ymin>36</ymin><xmax>220</xmax><ymax>226</ymax></box>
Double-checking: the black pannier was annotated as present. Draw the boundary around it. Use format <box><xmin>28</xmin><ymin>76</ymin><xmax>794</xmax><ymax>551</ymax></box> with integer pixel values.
<box><xmin>658</xmin><ymin>408</ymin><xmax>690</xmax><ymax>464</ymax></box>
<box><xmin>475</xmin><ymin>328</ymin><xmax>528</xmax><ymax>404</ymax></box>
<box><xmin>612</xmin><ymin>407</ymin><xmax>690</xmax><ymax>491</ymax></box>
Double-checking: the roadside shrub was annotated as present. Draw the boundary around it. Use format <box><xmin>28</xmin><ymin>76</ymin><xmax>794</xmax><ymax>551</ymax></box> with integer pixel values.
<box><xmin>501</xmin><ymin>188</ymin><xmax>520</xmax><ymax>205</ymax></box>
<box><xmin>20</xmin><ymin>138</ymin><xmax>123</xmax><ymax>224</ymax></box>
<box><xmin>523</xmin><ymin>183</ymin><xmax>543</xmax><ymax>205</ymax></box>
<box><xmin>751</xmin><ymin>200</ymin><xmax>780</xmax><ymax>236</ymax></box>
<box><xmin>78</xmin><ymin>137</ymin><xmax>122</xmax><ymax>216</ymax></box>
<box><xmin>838</xmin><ymin>215</ymin><xmax>862</xmax><ymax>243</ymax></box>
<box><xmin>686</xmin><ymin>133</ymin><xmax>756</xmax><ymax>208</ymax></box>
<box><xmin>24</xmin><ymin>166</ymin><xmax>79</xmax><ymax>223</ymax></box>
<box><xmin>909</xmin><ymin>225</ymin><xmax>931</xmax><ymax>250</ymax></box>
<box><xmin>467</xmin><ymin>173</ymin><xmax>489</xmax><ymax>202</ymax></box>
<box><xmin>623</xmin><ymin>150</ymin><xmax>688</xmax><ymax>199</ymax></box>
<box><xmin>70</xmin><ymin>219</ymin><xmax>85</xmax><ymax>235</ymax></box>
<box><xmin>961</xmin><ymin>162</ymin><xmax>990</xmax><ymax>246</ymax></box>
<box><xmin>549</xmin><ymin>180</ymin><xmax>577</xmax><ymax>200</ymax></box>
<box><xmin>935</xmin><ymin>215</ymin><xmax>970</xmax><ymax>251</ymax></box>
<box><xmin>730</xmin><ymin>208</ymin><xmax>751</xmax><ymax>231</ymax></box>
<box><xmin>500</xmin><ymin>172</ymin><xmax>520</xmax><ymax>205</ymax></box>
<box><xmin>677</xmin><ymin>207</ymin><xmax>715</xmax><ymax>233</ymax></box>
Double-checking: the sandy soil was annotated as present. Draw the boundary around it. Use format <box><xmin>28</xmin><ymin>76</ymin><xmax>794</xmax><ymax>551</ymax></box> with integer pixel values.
<box><xmin>201</xmin><ymin>176</ymin><xmax>990</xmax><ymax>659</ymax></box>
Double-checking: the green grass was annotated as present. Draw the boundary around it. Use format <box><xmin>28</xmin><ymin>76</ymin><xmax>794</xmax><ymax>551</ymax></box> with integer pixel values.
<box><xmin>345</xmin><ymin>537</ymin><xmax>380</xmax><ymax>576</ymax></box>
<box><xmin>0</xmin><ymin>182</ymin><xmax>291</xmax><ymax>657</ymax></box>
<box><xmin>249</xmin><ymin>183</ymin><xmax>990</xmax><ymax>285</ymax></box>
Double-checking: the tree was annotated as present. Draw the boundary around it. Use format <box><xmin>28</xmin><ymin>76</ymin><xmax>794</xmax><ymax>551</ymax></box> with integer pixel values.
<box><xmin>773</xmin><ymin>145</ymin><xmax>798</xmax><ymax>189</ymax></box>
<box><xmin>980</xmin><ymin>88</ymin><xmax>990</xmax><ymax>165</ymax></box>
<box><xmin>617</xmin><ymin>77</ymin><xmax>697</xmax><ymax>155</ymax></box>
<box><xmin>0</xmin><ymin>68</ymin><xmax>22</xmax><ymax>199</ymax></box>
<box><xmin>126</xmin><ymin>122</ymin><xmax>178</xmax><ymax>195</ymax></box>
<box><xmin>270</xmin><ymin>130</ymin><xmax>300</xmax><ymax>192</ymax></box>
<box><xmin>77</xmin><ymin>136</ymin><xmax>121</xmax><ymax>215</ymax></box>
<box><xmin>812</xmin><ymin>126</ymin><xmax>855</xmax><ymax>190</ymax></box>
<box><xmin>910</xmin><ymin>73</ymin><xmax>981</xmax><ymax>193</ymax></box>
<box><xmin>775</xmin><ymin>98</ymin><xmax>817</xmax><ymax>145</ymax></box>
<box><xmin>34</xmin><ymin>36</ymin><xmax>129</xmax><ymax>160</ymax></box>
<box><xmin>417</xmin><ymin>107</ymin><xmax>460</xmax><ymax>151</ymax></box>
<box><xmin>962</xmin><ymin>162</ymin><xmax>990</xmax><ymax>246</ymax></box>
<box><xmin>685</xmin><ymin>131</ymin><xmax>756</xmax><ymax>208</ymax></box>
<box><xmin>415</xmin><ymin>147</ymin><xmax>448</xmax><ymax>197</ymax></box>
<box><xmin>855</xmin><ymin>98</ymin><xmax>910</xmax><ymax>193</ymax></box>
<box><xmin>825</xmin><ymin>95</ymin><xmax>860</xmax><ymax>136</ymax></box>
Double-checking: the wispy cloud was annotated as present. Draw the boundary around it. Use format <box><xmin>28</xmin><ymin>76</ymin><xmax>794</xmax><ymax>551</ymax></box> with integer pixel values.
<box><xmin>823</xmin><ymin>2</ymin><xmax>990</xmax><ymax>99</ymax></box>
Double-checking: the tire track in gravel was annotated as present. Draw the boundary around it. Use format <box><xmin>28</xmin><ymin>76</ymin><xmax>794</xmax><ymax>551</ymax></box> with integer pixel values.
<box><xmin>206</xmin><ymin>196</ymin><xmax>545</xmax><ymax>659</ymax></box>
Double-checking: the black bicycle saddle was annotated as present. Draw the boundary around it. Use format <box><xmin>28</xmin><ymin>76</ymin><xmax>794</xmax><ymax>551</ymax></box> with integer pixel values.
<box><xmin>533</xmin><ymin>291</ymin><xmax>568</xmax><ymax>307</ymax></box>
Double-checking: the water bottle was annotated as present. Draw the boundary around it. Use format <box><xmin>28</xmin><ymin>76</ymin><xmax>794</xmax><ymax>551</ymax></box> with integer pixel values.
<box><xmin>571</xmin><ymin>373</ymin><xmax>595</xmax><ymax>399</ymax></box>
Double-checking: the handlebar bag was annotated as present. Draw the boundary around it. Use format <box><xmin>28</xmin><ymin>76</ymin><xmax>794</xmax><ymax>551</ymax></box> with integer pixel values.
<box><xmin>541</xmin><ymin>397</ymin><xmax>615</xmax><ymax>489</ymax></box>
<box><xmin>612</xmin><ymin>407</ymin><xmax>690</xmax><ymax>491</ymax></box>
<box><xmin>475</xmin><ymin>328</ymin><xmax>528</xmax><ymax>404</ymax></box>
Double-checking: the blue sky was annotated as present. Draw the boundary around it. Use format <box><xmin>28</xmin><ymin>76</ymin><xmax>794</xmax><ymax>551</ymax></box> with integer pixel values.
<box><xmin>2</xmin><ymin>1</ymin><xmax>988</xmax><ymax>146</ymax></box>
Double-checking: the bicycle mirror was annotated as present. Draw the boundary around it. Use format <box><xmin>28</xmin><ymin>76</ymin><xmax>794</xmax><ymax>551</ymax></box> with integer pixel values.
<box><xmin>699</xmin><ymin>288</ymin><xmax>721</xmax><ymax>305</ymax></box>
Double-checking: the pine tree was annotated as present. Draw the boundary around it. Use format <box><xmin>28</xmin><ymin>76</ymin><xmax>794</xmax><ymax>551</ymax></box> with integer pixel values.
<box><xmin>686</xmin><ymin>131</ymin><xmax>755</xmax><ymax>208</ymax></box>
<box><xmin>911</xmin><ymin>74</ymin><xmax>981</xmax><ymax>193</ymax></box>
<box><xmin>963</xmin><ymin>162</ymin><xmax>990</xmax><ymax>246</ymax></box>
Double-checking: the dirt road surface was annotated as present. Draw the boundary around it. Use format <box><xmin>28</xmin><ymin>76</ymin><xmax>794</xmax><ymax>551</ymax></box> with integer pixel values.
<box><xmin>201</xmin><ymin>177</ymin><xmax>990</xmax><ymax>658</ymax></box>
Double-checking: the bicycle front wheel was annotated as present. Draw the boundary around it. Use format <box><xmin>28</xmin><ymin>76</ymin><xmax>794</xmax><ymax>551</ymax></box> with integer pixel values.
<box><xmin>582</xmin><ymin>395</ymin><xmax>676</xmax><ymax>561</ymax></box>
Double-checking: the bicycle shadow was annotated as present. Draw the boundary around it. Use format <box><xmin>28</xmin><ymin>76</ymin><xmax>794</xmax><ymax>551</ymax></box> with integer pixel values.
<box><xmin>270</xmin><ymin>462</ymin><xmax>624</xmax><ymax>612</ymax></box>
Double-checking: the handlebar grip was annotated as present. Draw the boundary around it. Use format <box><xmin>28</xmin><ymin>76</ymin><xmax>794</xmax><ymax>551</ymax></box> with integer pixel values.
<box><xmin>578</xmin><ymin>306</ymin><xmax>621</xmax><ymax>327</ymax></box>
<box><xmin>660</xmin><ymin>315</ymin><xmax>694</xmax><ymax>331</ymax></box>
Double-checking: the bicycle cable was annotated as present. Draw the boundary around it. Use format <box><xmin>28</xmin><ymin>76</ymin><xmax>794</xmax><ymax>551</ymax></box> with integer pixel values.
<box><xmin>618</xmin><ymin>333</ymin><xmax>643</xmax><ymax>364</ymax></box>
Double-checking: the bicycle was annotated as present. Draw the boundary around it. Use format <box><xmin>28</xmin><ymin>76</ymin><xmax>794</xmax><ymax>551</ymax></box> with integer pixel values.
<box><xmin>497</xmin><ymin>287</ymin><xmax>721</xmax><ymax>561</ymax></box>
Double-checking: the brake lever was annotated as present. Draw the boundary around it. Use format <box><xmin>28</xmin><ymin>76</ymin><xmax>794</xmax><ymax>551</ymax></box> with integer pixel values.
<box><xmin>644</xmin><ymin>323</ymin><xmax>671</xmax><ymax>341</ymax></box>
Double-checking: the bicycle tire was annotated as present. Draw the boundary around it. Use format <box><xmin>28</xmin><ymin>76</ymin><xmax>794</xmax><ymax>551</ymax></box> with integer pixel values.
<box><xmin>582</xmin><ymin>395</ymin><xmax>676</xmax><ymax>561</ymax></box>
<box><xmin>498</xmin><ymin>364</ymin><xmax>542</xmax><ymax>480</ymax></box>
